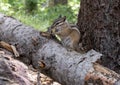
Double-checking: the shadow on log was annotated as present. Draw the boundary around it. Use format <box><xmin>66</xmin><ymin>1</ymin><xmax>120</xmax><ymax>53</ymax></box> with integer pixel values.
<box><xmin>0</xmin><ymin>13</ymin><xmax>120</xmax><ymax>85</ymax></box>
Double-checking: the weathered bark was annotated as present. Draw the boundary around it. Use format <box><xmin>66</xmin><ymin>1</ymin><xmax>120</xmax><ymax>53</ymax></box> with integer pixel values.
<box><xmin>0</xmin><ymin>50</ymin><xmax>36</xmax><ymax>85</ymax></box>
<box><xmin>77</xmin><ymin>0</ymin><xmax>120</xmax><ymax>73</ymax></box>
<box><xmin>0</xmin><ymin>14</ymin><xmax>120</xmax><ymax>85</ymax></box>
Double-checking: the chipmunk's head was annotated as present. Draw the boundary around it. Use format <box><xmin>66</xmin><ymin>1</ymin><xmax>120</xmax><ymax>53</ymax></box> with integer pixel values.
<box><xmin>51</xmin><ymin>16</ymin><xmax>71</xmax><ymax>35</ymax></box>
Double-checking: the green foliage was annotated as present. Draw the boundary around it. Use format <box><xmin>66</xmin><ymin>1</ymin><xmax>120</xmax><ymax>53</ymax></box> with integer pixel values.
<box><xmin>9</xmin><ymin>0</ymin><xmax>24</xmax><ymax>11</ymax></box>
<box><xmin>0</xmin><ymin>0</ymin><xmax>80</xmax><ymax>31</ymax></box>
<box><xmin>25</xmin><ymin>0</ymin><xmax>38</xmax><ymax>12</ymax></box>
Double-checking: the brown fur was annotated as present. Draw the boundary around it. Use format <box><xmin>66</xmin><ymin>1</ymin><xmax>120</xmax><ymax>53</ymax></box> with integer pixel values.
<box><xmin>50</xmin><ymin>16</ymin><xmax>81</xmax><ymax>52</ymax></box>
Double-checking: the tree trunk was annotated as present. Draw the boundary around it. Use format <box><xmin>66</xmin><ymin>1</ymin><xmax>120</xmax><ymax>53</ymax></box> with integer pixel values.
<box><xmin>77</xmin><ymin>0</ymin><xmax>120</xmax><ymax>73</ymax></box>
<box><xmin>48</xmin><ymin>0</ymin><xmax>67</xmax><ymax>7</ymax></box>
<box><xmin>0</xmin><ymin>13</ymin><xmax>120</xmax><ymax>85</ymax></box>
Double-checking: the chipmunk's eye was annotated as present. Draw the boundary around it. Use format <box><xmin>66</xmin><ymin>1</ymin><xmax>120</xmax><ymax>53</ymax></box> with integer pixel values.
<box><xmin>55</xmin><ymin>22</ymin><xmax>60</xmax><ymax>26</ymax></box>
<box><xmin>57</xmin><ymin>22</ymin><xmax>64</xmax><ymax>26</ymax></box>
<box><xmin>55</xmin><ymin>28</ymin><xmax>59</xmax><ymax>32</ymax></box>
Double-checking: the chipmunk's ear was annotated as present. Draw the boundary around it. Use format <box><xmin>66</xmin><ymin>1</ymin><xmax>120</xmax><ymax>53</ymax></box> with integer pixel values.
<box><xmin>62</xmin><ymin>16</ymin><xmax>66</xmax><ymax>22</ymax></box>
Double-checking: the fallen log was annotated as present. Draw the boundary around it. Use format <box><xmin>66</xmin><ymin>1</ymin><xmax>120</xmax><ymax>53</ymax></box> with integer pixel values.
<box><xmin>0</xmin><ymin>50</ymin><xmax>36</xmax><ymax>85</ymax></box>
<box><xmin>0</xmin><ymin>13</ymin><xmax>120</xmax><ymax>85</ymax></box>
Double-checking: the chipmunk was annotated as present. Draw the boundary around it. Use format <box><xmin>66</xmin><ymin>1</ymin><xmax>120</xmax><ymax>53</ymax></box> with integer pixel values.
<box><xmin>49</xmin><ymin>16</ymin><xmax>84</xmax><ymax>52</ymax></box>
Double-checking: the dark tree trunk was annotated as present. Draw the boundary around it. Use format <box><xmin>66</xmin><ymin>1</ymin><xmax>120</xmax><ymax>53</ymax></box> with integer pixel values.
<box><xmin>77</xmin><ymin>0</ymin><xmax>120</xmax><ymax>73</ymax></box>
